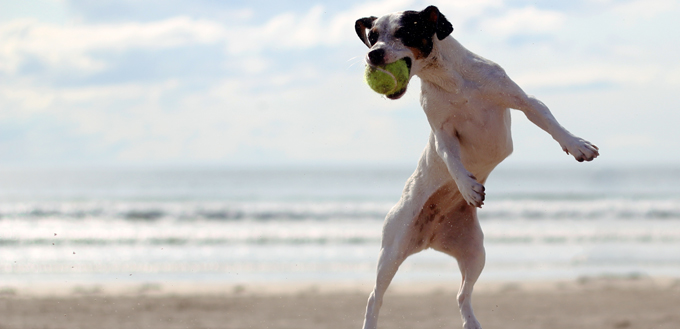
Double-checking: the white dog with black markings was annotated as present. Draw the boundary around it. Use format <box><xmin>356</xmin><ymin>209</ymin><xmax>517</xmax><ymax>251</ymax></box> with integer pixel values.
<box><xmin>354</xmin><ymin>5</ymin><xmax>599</xmax><ymax>329</ymax></box>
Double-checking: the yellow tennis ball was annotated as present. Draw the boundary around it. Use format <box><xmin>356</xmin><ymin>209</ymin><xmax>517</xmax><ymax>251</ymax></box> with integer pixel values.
<box><xmin>364</xmin><ymin>59</ymin><xmax>410</xmax><ymax>96</ymax></box>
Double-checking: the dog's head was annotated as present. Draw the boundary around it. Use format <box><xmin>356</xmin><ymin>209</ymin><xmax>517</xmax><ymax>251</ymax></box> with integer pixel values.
<box><xmin>355</xmin><ymin>5</ymin><xmax>453</xmax><ymax>99</ymax></box>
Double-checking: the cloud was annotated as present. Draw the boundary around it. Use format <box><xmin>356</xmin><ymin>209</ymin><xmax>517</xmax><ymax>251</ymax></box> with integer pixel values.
<box><xmin>0</xmin><ymin>17</ymin><xmax>224</xmax><ymax>74</ymax></box>
<box><xmin>613</xmin><ymin>0</ymin><xmax>677</xmax><ymax>21</ymax></box>
<box><xmin>513</xmin><ymin>64</ymin><xmax>661</xmax><ymax>90</ymax></box>
<box><xmin>477</xmin><ymin>6</ymin><xmax>566</xmax><ymax>37</ymax></box>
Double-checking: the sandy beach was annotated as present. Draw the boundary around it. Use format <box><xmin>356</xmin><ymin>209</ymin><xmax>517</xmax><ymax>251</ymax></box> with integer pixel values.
<box><xmin>1</xmin><ymin>277</ymin><xmax>679</xmax><ymax>329</ymax></box>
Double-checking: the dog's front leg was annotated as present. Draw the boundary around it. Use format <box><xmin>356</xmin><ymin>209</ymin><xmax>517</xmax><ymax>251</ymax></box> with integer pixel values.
<box><xmin>432</xmin><ymin>130</ymin><xmax>485</xmax><ymax>207</ymax></box>
<box><xmin>517</xmin><ymin>95</ymin><xmax>599</xmax><ymax>162</ymax></box>
<box><xmin>494</xmin><ymin>74</ymin><xmax>599</xmax><ymax>162</ymax></box>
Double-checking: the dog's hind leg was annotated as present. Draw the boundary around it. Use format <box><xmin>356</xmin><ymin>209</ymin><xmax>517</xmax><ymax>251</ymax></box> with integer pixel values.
<box><xmin>432</xmin><ymin>203</ymin><xmax>485</xmax><ymax>329</ymax></box>
<box><xmin>362</xmin><ymin>195</ymin><xmax>432</xmax><ymax>329</ymax></box>
<box><xmin>362</xmin><ymin>139</ymin><xmax>449</xmax><ymax>329</ymax></box>
<box><xmin>361</xmin><ymin>233</ymin><xmax>410</xmax><ymax>329</ymax></box>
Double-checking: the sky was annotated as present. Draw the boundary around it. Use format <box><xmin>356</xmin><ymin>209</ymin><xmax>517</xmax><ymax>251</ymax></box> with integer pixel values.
<box><xmin>1</xmin><ymin>0</ymin><xmax>679</xmax><ymax>169</ymax></box>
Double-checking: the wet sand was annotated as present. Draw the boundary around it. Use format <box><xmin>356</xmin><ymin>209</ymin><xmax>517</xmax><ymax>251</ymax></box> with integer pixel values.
<box><xmin>1</xmin><ymin>278</ymin><xmax>680</xmax><ymax>329</ymax></box>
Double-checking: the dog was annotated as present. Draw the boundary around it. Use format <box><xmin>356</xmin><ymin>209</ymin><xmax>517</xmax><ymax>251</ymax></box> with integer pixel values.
<box><xmin>355</xmin><ymin>5</ymin><xmax>599</xmax><ymax>329</ymax></box>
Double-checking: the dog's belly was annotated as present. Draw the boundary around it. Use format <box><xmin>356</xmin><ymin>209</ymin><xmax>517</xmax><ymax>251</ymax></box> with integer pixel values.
<box><xmin>408</xmin><ymin>181</ymin><xmax>476</xmax><ymax>253</ymax></box>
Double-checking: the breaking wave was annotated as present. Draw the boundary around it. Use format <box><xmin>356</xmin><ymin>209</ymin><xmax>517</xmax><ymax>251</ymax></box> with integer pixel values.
<box><xmin>2</xmin><ymin>198</ymin><xmax>680</xmax><ymax>222</ymax></box>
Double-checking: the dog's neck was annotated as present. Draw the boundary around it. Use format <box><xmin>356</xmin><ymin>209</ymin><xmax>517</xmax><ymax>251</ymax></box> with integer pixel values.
<box><xmin>415</xmin><ymin>36</ymin><xmax>467</xmax><ymax>94</ymax></box>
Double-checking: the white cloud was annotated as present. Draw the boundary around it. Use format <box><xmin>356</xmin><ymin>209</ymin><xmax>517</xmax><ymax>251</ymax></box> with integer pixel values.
<box><xmin>478</xmin><ymin>6</ymin><xmax>566</xmax><ymax>36</ymax></box>
<box><xmin>0</xmin><ymin>17</ymin><xmax>224</xmax><ymax>74</ymax></box>
<box><xmin>613</xmin><ymin>0</ymin><xmax>677</xmax><ymax>21</ymax></box>
<box><xmin>0</xmin><ymin>85</ymin><xmax>55</xmax><ymax>113</ymax></box>
<box><xmin>434</xmin><ymin>0</ymin><xmax>504</xmax><ymax>24</ymax></box>
<box><xmin>514</xmin><ymin>64</ymin><xmax>661</xmax><ymax>89</ymax></box>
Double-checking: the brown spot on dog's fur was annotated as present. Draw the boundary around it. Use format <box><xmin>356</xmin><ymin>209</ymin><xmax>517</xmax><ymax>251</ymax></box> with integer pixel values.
<box><xmin>421</xmin><ymin>58</ymin><xmax>443</xmax><ymax>72</ymax></box>
<box><xmin>429</xmin><ymin>232</ymin><xmax>438</xmax><ymax>244</ymax></box>
<box><xmin>408</xmin><ymin>235</ymin><xmax>426</xmax><ymax>250</ymax></box>
<box><xmin>413</xmin><ymin>183</ymin><xmax>456</xmax><ymax>237</ymax></box>
<box><xmin>407</xmin><ymin>46</ymin><xmax>425</xmax><ymax>59</ymax></box>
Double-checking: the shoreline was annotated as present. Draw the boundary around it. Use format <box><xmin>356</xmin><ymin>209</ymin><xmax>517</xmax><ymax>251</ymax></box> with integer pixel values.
<box><xmin>2</xmin><ymin>275</ymin><xmax>679</xmax><ymax>298</ymax></box>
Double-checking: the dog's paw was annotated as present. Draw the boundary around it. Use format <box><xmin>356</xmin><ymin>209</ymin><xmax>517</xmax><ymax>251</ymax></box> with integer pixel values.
<box><xmin>457</xmin><ymin>174</ymin><xmax>485</xmax><ymax>208</ymax></box>
<box><xmin>561</xmin><ymin>137</ymin><xmax>599</xmax><ymax>162</ymax></box>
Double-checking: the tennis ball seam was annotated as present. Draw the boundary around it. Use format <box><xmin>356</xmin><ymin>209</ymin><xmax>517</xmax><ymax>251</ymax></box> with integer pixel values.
<box><xmin>364</xmin><ymin>59</ymin><xmax>409</xmax><ymax>96</ymax></box>
<box><xmin>372</xmin><ymin>66</ymin><xmax>397</xmax><ymax>94</ymax></box>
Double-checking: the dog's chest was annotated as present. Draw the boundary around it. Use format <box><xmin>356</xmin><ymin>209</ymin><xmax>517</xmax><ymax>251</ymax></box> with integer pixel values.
<box><xmin>422</xmin><ymin>81</ymin><xmax>503</xmax><ymax>129</ymax></box>
<box><xmin>422</xmin><ymin>81</ymin><xmax>513</xmax><ymax>165</ymax></box>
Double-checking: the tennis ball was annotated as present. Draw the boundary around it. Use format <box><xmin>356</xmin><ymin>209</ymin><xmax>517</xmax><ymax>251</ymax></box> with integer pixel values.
<box><xmin>364</xmin><ymin>59</ymin><xmax>410</xmax><ymax>96</ymax></box>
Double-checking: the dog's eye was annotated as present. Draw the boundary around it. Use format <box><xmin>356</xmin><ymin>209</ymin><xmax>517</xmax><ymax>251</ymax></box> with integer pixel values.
<box><xmin>368</xmin><ymin>30</ymin><xmax>379</xmax><ymax>46</ymax></box>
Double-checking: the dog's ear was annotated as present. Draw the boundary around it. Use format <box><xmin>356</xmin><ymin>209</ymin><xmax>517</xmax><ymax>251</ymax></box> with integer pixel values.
<box><xmin>355</xmin><ymin>16</ymin><xmax>377</xmax><ymax>48</ymax></box>
<box><xmin>420</xmin><ymin>6</ymin><xmax>453</xmax><ymax>40</ymax></box>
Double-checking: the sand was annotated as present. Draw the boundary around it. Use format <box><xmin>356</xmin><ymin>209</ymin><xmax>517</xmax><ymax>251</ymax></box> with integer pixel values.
<box><xmin>1</xmin><ymin>277</ymin><xmax>680</xmax><ymax>329</ymax></box>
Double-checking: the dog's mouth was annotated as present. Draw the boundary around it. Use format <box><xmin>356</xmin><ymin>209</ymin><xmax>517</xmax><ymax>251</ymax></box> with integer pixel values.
<box><xmin>386</xmin><ymin>57</ymin><xmax>412</xmax><ymax>100</ymax></box>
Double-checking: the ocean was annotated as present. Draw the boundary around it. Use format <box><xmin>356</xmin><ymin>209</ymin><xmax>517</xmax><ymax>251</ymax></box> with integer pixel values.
<box><xmin>1</xmin><ymin>166</ymin><xmax>680</xmax><ymax>288</ymax></box>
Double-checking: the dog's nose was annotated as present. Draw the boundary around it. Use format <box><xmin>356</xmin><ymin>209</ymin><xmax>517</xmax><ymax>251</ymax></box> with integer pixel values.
<box><xmin>367</xmin><ymin>49</ymin><xmax>385</xmax><ymax>66</ymax></box>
